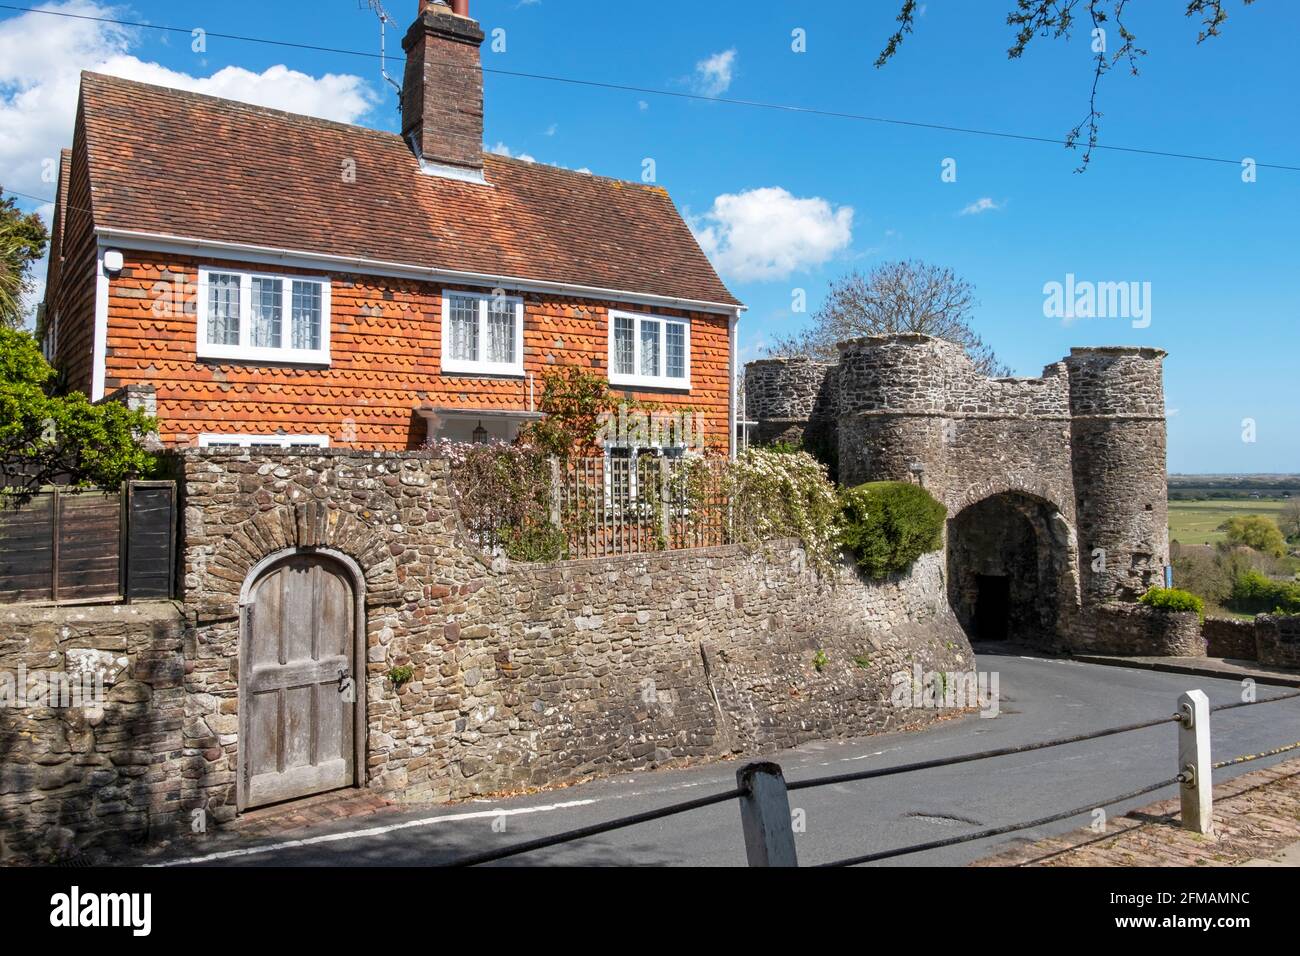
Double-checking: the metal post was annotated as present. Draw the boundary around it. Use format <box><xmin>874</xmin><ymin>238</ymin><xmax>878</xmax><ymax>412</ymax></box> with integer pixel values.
<box><xmin>1177</xmin><ymin>689</ymin><xmax>1213</xmax><ymax>834</ymax></box>
<box><xmin>549</xmin><ymin>457</ymin><xmax>561</xmax><ymax>528</ymax></box>
<box><xmin>658</xmin><ymin>456</ymin><xmax>671</xmax><ymax>545</ymax></box>
<box><xmin>736</xmin><ymin>761</ymin><xmax>798</xmax><ymax>867</ymax></box>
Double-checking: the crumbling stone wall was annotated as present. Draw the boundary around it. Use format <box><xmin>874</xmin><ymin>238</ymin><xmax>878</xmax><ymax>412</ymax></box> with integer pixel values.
<box><xmin>0</xmin><ymin>603</ymin><xmax>185</xmax><ymax>864</ymax></box>
<box><xmin>743</xmin><ymin>358</ymin><xmax>839</xmax><ymax>470</ymax></box>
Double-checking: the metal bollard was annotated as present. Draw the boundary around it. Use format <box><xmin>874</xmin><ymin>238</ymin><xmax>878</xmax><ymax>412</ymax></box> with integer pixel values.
<box><xmin>1177</xmin><ymin>689</ymin><xmax>1213</xmax><ymax>835</ymax></box>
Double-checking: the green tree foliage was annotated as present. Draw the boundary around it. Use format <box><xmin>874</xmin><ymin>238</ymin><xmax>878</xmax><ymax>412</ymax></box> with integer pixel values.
<box><xmin>1139</xmin><ymin>586</ymin><xmax>1205</xmax><ymax>620</ymax></box>
<box><xmin>1219</xmin><ymin>514</ymin><xmax>1287</xmax><ymax>559</ymax></box>
<box><xmin>840</xmin><ymin>480</ymin><xmax>946</xmax><ymax>579</ymax></box>
<box><xmin>0</xmin><ymin>188</ymin><xmax>49</xmax><ymax>328</ymax></box>
<box><xmin>1229</xmin><ymin>570</ymin><xmax>1300</xmax><ymax>616</ymax></box>
<box><xmin>0</xmin><ymin>327</ymin><xmax>158</xmax><ymax>497</ymax></box>
<box><xmin>519</xmin><ymin>365</ymin><xmax>617</xmax><ymax>461</ymax></box>
<box><xmin>1170</xmin><ymin>543</ymin><xmax>1232</xmax><ymax>608</ymax></box>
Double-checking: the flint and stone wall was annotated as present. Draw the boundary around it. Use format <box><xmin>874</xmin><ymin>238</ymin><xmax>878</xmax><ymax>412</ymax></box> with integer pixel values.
<box><xmin>0</xmin><ymin>603</ymin><xmax>185</xmax><ymax>864</ymax></box>
<box><xmin>1067</xmin><ymin>604</ymin><xmax>1205</xmax><ymax>658</ymax></box>
<box><xmin>181</xmin><ymin>450</ymin><xmax>971</xmax><ymax>808</ymax></box>
<box><xmin>1203</xmin><ymin>617</ymin><xmax>1259</xmax><ymax>660</ymax></box>
<box><xmin>0</xmin><ymin>448</ymin><xmax>974</xmax><ymax>861</ymax></box>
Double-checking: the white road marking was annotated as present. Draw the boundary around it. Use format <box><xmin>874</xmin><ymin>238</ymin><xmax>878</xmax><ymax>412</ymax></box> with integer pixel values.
<box><xmin>150</xmin><ymin>798</ymin><xmax>597</xmax><ymax>867</ymax></box>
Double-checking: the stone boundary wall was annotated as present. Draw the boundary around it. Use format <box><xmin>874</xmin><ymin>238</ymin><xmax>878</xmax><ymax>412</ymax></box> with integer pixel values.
<box><xmin>1203</xmin><ymin>617</ymin><xmax>1258</xmax><ymax>661</ymax></box>
<box><xmin>181</xmin><ymin>449</ymin><xmax>972</xmax><ymax>809</ymax></box>
<box><xmin>0</xmin><ymin>448</ymin><xmax>974</xmax><ymax>861</ymax></box>
<box><xmin>1256</xmin><ymin>615</ymin><xmax>1300</xmax><ymax>669</ymax></box>
<box><xmin>1069</xmin><ymin>603</ymin><xmax>1205</xmax><ymax>657</ymax></box>
<box><xmin>0</xmin><ymin>602</ymin><xmax>185</xmax><ymax>864</ymax></box>
<box><xmin>1201</xmin><ymin>614</ymin><xmax>1300</xmax><ymax>668</ymax></box>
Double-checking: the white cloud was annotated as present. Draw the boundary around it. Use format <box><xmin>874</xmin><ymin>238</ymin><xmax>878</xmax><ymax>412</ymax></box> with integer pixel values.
<box><xmin>691</xmin><ymin>187</ymin><xmax>854</xmax><ymax>282</ymax></box>
<box><xmin>0</xmin><ymin>1</ymin><xmax>378</xmax><ymax>201</ymax></box>
<box><xmin>489</xmin><ymin>142</ymin><xmax>536</xmax><ymax>163</ymax></box>
<box><xmin>638</xmin><ymin>99</ymin><xmax>650</xmax><ymax>111</ymax></box>
<box><xmin>0</xmin><ymin>1</ymin><xmax>378</xmax><ymax>325</ymax></box>
<box><xmin>490</xmin><ymin>142</ymin><xmax>591</xmax><ymax>174</ymax></box>
<box><xmin>693</xmin><ymin>49</ymin><xmax>737</xmax><ymax>97</ymax></box>
<box><xmin>544</xmin><ymin>123</ymin><xmax>557</xmax><ymax>137</ymax></box>
<box><xmin>959</xmin><ymin>197</ymin><xmax>1003</xmax><ymax>216</ymax></box>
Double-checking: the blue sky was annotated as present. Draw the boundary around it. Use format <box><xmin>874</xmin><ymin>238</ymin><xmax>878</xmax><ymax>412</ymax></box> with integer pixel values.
<box><xmin>3</xmin><ymin>0</ymin><xmax>1297</xmax><ymax>473</ymax></box>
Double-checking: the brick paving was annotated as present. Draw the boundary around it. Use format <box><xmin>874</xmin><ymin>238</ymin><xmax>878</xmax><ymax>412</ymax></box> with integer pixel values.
<box><xmin>974</xmin><ymin>757</ymin><xmax>1300</xmax><ymax>867</ymax></box>
<box><xmin>220</xmin><ymin>790</ymin><xmax>395</xmax><ymax>840</ymax></box>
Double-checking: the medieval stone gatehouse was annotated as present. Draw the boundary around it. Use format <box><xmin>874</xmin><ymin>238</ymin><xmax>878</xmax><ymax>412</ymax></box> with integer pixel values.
<box><xmin>745</xmin><ymin>334</ymin><xmax>1171</xmax><ymax>650</ymax></box>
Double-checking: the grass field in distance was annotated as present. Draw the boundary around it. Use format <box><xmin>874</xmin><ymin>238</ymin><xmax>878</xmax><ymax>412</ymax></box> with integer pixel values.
<box><xmin>1168</xmin><ymin>498</ymin><xmax>1289</xmax><ymax>547</ymax></box>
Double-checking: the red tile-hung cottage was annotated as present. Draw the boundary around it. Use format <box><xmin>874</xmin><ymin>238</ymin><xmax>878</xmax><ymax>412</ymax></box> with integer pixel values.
<box><xmin>40</xmin><ymin>0</ymin><xmax>744</xmax><ymax>456</ymax></box>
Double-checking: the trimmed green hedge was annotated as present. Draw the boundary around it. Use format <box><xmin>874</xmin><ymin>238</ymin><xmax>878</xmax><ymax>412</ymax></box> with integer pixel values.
<box><xmin>1139</xmin><ymin>586</ymin><xmax>1205</xmax><ymax>620</ymax></box>
<box><xmin>840</xmin><ymin>481</ymin><xmax>946</xmax><ymax>579</ymax></box>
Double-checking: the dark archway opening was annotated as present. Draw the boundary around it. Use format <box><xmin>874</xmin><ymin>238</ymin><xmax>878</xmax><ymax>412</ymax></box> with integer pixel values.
<box><xmin>948</xmin><ymin>492</ymin><xmax>1069</xmax><ymax>646</ymax></box>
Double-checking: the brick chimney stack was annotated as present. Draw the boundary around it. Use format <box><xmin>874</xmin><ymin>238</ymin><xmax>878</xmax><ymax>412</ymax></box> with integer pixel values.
<box><xmin>402</xmin><ymin>0</ymin><xmax>485</xmax><ymax>179</ymax></box>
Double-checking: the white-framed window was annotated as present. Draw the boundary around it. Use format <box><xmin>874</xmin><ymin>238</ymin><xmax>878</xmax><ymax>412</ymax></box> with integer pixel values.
<box><xmin>603</xmin><ymin>444</ymin><xmax>688</xmax><ymax>508</ymax></box>
<box><xmin>196</xmin><ymin>267</ymin><xmax>331</xmax><ymax>365</ymax></box>
<box><xmin>608</xmin><ymin>309</ymin><xmax>690</xmax><ymax>389</ymax></box>
<box><xmin>440</xmin><ymin>289</ymin><xmax>525</xmax><ymax>376</ymax></box>
<box><xmin>198</xmin><ymin>434</ymin><xmax>330</xmax><ymax>449</ymax></box>
<box><xmin>42</xmin><ymin>310</ymin><xmax>59</xmax><ymax>362</ymax></box>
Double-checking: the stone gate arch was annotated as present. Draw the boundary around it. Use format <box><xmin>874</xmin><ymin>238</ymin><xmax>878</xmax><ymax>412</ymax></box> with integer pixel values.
<box><xmin>946</xmin><ymin>487</ymin><xmax>1081</xmax><ymax>645</ymax></box>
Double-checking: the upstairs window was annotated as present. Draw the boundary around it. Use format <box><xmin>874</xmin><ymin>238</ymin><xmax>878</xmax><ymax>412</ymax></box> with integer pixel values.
<box><xmin>609</xmin><ymin>309</ymin><xmax>690</xmax><ymax>389</ymax></box>
<box><xmin>441</xmin><ymin>290</ymin><xmax>525</xmax><ymax>376</ymax></box>
<box><xmin>196</xmin><ymin>267</ymin><xmax>330</xmax><ymax>365</ymax></box>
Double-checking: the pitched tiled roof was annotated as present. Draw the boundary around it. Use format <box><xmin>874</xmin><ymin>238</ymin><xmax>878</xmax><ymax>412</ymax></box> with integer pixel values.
<box><xmin>77</xmin><ymin>72</ymin><xmax>741</xmax><ymax>308</ymax></box>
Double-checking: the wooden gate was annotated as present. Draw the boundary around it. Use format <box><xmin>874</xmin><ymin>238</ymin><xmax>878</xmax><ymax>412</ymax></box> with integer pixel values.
<box><xmin>239</xmin><ymin>553</ymin><xmax>362</xmax><ymax>810</ymax></box>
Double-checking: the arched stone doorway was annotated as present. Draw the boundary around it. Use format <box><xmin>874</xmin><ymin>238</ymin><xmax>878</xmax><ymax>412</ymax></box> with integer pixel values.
<box><xmin>947</xmin><ymin>492</ymin><xmax>1076</xmax><ymax>645</ymax></box>
<box><xmin>238</xmin><ymin>548</ymin><xmax>367</xmax><ymax>811</ymax></box>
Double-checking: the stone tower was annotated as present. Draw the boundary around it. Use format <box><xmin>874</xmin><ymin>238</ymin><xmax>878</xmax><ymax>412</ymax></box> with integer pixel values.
<box><xmin>1064</xmin><ymin>347</ymin><xmax>1170</xmax><ymax>602</ymax></box>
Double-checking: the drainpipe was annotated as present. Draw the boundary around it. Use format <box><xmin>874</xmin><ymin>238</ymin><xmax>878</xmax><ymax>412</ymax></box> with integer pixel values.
<box><xmin>728</xmin><ymin>310</ymin><xmax>739</xmax><ymax>460</ymax></box>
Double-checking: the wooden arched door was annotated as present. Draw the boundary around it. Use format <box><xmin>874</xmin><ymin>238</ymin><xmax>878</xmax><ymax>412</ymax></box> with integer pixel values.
<box><xmin>239</xmin><ymin>554</ymin><xmax>359</xmax><ymax>810</ymax></box>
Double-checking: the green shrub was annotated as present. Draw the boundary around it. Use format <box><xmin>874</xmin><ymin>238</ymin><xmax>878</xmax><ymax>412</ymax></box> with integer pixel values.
<box><xmin>1</xmin><ymin>326</ymin><xmax>158</xmax><ymax>500</ymax></box>
<box><xmin>387</xmin><ymin>664</ymin><xmax>415</xmax><ymax>687</ymax></box>
<box><xmin>1228</xmin><ymin>569</ymin><xmax>1300</xmax><ymax>615</ymax></box>
<box><xmin>1139</xmin><ymin>587</ymin><xmax>1205</xmax><ymax>620</ymax></box>
<box><xmin>500</xmin><ymin>521</ymin><xmax>566</xmax><ymax>563</ymax></box>
<box><xmin>840</xmin><ymin>481</ymin><xmax>946</xmax><ymax>579</ymax></box>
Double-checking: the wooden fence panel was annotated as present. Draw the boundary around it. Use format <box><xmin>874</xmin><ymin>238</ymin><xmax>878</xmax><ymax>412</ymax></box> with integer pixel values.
<box><xmin>0</xmin><ymin>493</ymin><xmax>55</xmax><ymax>603</ymax></box>
<box><xmin>125</xmin><ymin>482</ymin><xmax>177</xmax><ymax>601</ymax></box>
<box><xmin>54</xmin><ymin>491</ymin><xmax>122</xmax><ymax>603</ymax></box>
<box><xmin>0</xmin><ymin>481</ymin><xmax>177</xmax><ymax>605</ymax></box>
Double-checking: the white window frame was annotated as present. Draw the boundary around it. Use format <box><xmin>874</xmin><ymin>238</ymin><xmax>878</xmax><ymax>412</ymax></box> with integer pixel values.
<box><xmin>607</xmin><ymin>309</ymin><xmax>691</xmax><ymax>390</ymax></box>
<box><xmin>195</xmin><ymin>266</ymin><xmax>331</xmax><ymax>366</ymax></box>
<box><xmin>43</xmin><ymin>310</ymin><xmax>59</xmax><ymax>362</ymax></box>
<box><xmin>439</xmin><ymin>289</ymin><xmax>526</xmax><ymax>377</ymax></box>
<box><xmin>198</xmin><ymin>434</ymin><xmax>330</xmax><ymax>449</ymax></box>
